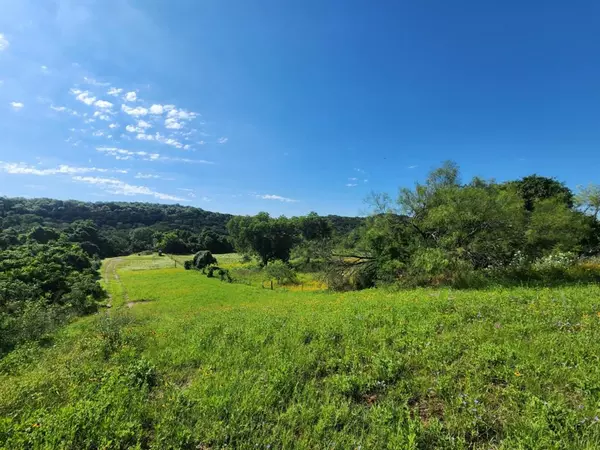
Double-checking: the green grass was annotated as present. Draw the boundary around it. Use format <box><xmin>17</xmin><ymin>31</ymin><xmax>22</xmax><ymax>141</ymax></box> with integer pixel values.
<box><xmin>2</xmin><ymin>255</ymin><xmax>600</xmax><ymax>448</ymax></box>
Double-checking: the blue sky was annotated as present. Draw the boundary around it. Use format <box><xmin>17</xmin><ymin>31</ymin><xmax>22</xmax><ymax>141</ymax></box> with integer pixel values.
<box><xmin>1</xmin><ymin>0</ymin><xmax>599</xmax><ymax>217</ymax></box>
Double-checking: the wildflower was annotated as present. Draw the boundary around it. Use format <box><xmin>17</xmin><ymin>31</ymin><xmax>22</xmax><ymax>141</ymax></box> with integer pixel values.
<box><xmin>514</xmin><ymin>370</ymin><xmax>522</xmax><ymax>377</ymax></box>
<box><xmin>597</xmin><ymin>312</ymin><xmax>600</xmax><ymax>319</ymax></box>
<box><xmin>32</xmin><ymin>423</ymin><xmax>40</xmax><ymax>428</ymax></box>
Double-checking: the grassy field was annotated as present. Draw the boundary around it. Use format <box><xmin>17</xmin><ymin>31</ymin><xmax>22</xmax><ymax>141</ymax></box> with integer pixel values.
<box><xmin>2</xmin><ymin>255</ymin><xmax>600</xmax><ymax>448</ymax></box>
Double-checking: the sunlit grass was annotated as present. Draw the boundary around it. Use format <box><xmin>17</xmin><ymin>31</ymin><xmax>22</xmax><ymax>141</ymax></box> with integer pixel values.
<box><xmin>2</xmin><ymin>256</ymin><xmax>600</xmax><ymax>448</ymax></box>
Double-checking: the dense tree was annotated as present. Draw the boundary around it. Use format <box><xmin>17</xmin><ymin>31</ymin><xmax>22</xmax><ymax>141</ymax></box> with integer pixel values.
<box><xmin>293</xmin><ymin>212</ymin><xmax>333</xmax><ymax>264</ymax></box>
<box><xmin>227</xmin><ymin>212</ymin><xmax>298</xmax><ymax>265</ymax></box>
<box><xmin>507</xmin><ymin>175</ymin><xmax>573</xmax><ymax>211</ymax></box>
<box><xmin>0</xmin><ymin>198</ymin><xmax>358</xmax><ymax>257</ymax></box>
<box><xmin>156</xmin><ymin>232</ymin><xmax>190</xmax><ymax>254</ymax></box>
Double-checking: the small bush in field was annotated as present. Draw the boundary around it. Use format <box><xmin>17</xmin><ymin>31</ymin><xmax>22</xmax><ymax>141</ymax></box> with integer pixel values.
<box><xmin>184</xmin><ymin>260</ymin><xmax>193</xmax><ymax>270</ymax></box>
<box><xmin>265</xmin><ymin>260</ymin><xmax>298</xmax><ymax>285</ymax></box>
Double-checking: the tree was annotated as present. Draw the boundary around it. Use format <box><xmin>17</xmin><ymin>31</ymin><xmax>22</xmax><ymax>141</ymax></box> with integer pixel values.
<box><xmin>525</xmin><ymin>198</ymin><xmax>590</xmax><ymax>257</ymax></box>
<box><xmin>293</xmin><ymin>212</ymin><xmax>333</xmax><ymax>264</ymax></box>
<box><xmin>508</xmin><ymin>175</ymin><xmax>573</xmax><ymax>212</ymax></box>
<box><xmin>156</xmin><ymin>232</ymin><xmax>189</xmax><ymax>254</ymax></box>
<box><xmin>129</xmin><ymin>227</ymin><xmax>156</xmax><ymax>253</ymax></box>
<box><xmin>575</xmin><ymin>184</ymin><xmax>600</xmax><ymax>219</ymax></box>
<box><xmin>227</xmin><ymin>213</ymin><xmax>297</xmax><ymax>266</ymax></box>
<box><xmin>27</xmin><ymin>226</ymin><xmax>60</xmax><ymax>244</ymax></box>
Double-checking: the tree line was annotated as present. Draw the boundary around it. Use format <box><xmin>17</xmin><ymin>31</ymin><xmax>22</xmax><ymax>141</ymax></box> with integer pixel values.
<box><xmin>0</xmin><ymin>198</ymin><xmax>363</xmax><ymax>257</ymax></box>
<box><xmin>225</xmin><ymin>163</ymin><xmax>600</xmax><ymax>289</ymax></box>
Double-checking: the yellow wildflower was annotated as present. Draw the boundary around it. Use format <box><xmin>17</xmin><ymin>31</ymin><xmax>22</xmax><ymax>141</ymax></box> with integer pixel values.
<box><xmin>514</xmin><ymin>371</ymin><xmax>522</xmax><ymax>377</ymax></box>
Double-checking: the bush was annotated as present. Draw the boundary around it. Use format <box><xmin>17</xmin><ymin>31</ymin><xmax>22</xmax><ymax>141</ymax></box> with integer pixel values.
<box><xmin>184</xmin><ymin>260</ymin><xmax>193</xmax><ymax>270</ymax></box>
<box><xmin>265</xmin><ymin>260</ymin><xmax>298</xmax><ymax>285</ymax></box>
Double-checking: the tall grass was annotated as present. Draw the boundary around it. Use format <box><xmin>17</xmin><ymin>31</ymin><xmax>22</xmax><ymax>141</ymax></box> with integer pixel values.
<box><xmin>1</xmin><ymin>255</ymin><xmax>600</xmax><ymax>448</ymax></box>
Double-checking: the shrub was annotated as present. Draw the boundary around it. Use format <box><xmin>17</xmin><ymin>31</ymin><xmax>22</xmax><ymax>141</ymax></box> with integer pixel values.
<box><xmin>184</xmin><ymin>260</ymin><xmax>193</xmax><ymax>270</ymax></box>
<box><xmin>265</xmin><ymin>260</ymin><xmax>298</xmax><ymax>285</ymax></box>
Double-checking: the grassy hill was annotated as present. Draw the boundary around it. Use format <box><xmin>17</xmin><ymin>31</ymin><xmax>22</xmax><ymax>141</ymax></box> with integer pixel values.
<box><xmin>1</xmin><ymin>255</ymin><xmax>600</xmax><ymax>448</ymax></box>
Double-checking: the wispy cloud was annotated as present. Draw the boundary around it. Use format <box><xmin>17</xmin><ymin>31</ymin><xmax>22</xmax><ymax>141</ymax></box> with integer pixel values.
<box><xmin>135</xmin><ymin>173</ymin><xmax>161</xmax><ymax>179</ymax></box>
<box><xmin>122</xmin><ymin>104</ymin><xmax>148</xmax><ymax>116</ymax></box>
<box><xmin>135</xmin><ymin>132</ymin><xmax>184</xmax><ymax>149</ymax></box>
<box><xmin>0</xmin><ymin>34</ymin><xmax>9</xmax><ymax>51</ymax></box>
<box><xmin>96</xmin><ymin>146</ymin><xmax>213</xmax><ymax>164</ymax></box>
<box><xmin>0</xmin><ymin>161</ymin><xmax>126</xmax><ymax>176</ymax></box>
<box><xmin>83</xmin><ymin>76</ymin><xmax>110</xmax><ymax>87</ymax></box>
<box><xmin>72</xmin><ymin>176</ymin><xmax>184</xmax><ymax>201</ymax></box>
<box><xmin>94</xmin><ymin>100</ymin><xmax>113</xmax><ymax>109</ymax></box>
<box><xmin>407</xmin><ymin>165</ymin><xmax>418</xmax><ymax>169</ymax></box>
<box><xmin>167</xmin><ymin>108</ymin><xmax>197</xmax><ymax>121</ymax></box>
<box><xmin>10</xmin><ymin>102</ymin><xmax>24</xmax><ymax>110</ymax></box>
<box><xmin>346</xmin><ymin>183</ymin><xmax>358</xmax><ymax>187</ymax></box>
<box><xmin>257</xmin><ymin>194</ymin><xmax>297</xmax><ymax>202</ymax></box>
<box><xmin>70</xmin><ymin>89</ymin><xmax>96</xmax><ymax>106</ymax></box>
<box><xmin>217</xmin><ymin>137</ymin><xmax>228</xmax><ymax>144</ymax></box>
<box><xmin>107</xmin><ymin>87</ymin><xmax>123</xmax><ymax>97</ymax></box>
<box><xmin>165</xmin><ymin>118</ymin><xmax>183</xmax><ymax>129</ymax></box>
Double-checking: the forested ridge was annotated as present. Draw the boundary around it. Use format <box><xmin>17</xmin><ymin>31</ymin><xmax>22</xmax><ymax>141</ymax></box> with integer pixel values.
<box><xmin>0</xmin><ymin>197</ymin><xmax>364</xmax><ymax>257</ymax></box>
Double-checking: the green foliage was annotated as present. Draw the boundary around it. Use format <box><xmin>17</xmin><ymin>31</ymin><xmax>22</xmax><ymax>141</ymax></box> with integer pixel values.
<box><xmin>192</xmin><ymin>250</ymin><xmax>217</xmax><ymax>270</ymax></box>
<box><xmin>3</xmin><ymin>262</ymin><xmax>600</xmax><ymax>448</ymax></box>
<box><xmin>156</xmin><ymin>231</ymin><xmax>189</xmax><ymax>254</ymax></box>
<box><xmin>227</xmin><ymin>212</ymin><xmax>298</xmax><ymax>266</ymax></box>
<box><xmin>508</xmin><ymin>174</ymin><xmax>574</xmax><ymax>211</ymax></box>
<box><xmin>264</xmin><ymin>260</ymin><xmax>298</xmax><ymax>285</ymax></box>
<box><xmin>0</xmin><ymin>237</ymin><xmax>105</xmax><ymax>356</ymax></box>
<box><xmin>352</xmin><ymin>162</ymin><xmax>599</xmax><ymax>288</ymax></box>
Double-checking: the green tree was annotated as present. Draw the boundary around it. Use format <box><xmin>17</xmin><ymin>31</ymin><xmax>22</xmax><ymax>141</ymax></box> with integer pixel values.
<box><xmin>129</xmin><ymin>227</ymin><xmax>156</xmax><ymax>253</ymax></box>
<box><xmin>227</xmin><ymin>213</ymin><xmax>297</xmax><ymax>266</ymax></box>
<box><xmin>575</xmin><ymin>184</ymin><xmax>600</xmax><ymax>219</ymax></box>
<box><xmin>156</xmin><ymin>232</ymin><xmax>189</xmax><ymax>254</ymax></box>
<box><xmin>525</xmin><ymin>198</ymin><xmax>590</xmax><ymax>257</ymax></box>
<box><xmin>508</xmin><ymin>175</ymin><xmax>573</xmax><ymax>212</ymax></box>
<box><xmin>293</xmin><ymin>212</ymin><xmax>333</xmax><ymax>264</ymax></box>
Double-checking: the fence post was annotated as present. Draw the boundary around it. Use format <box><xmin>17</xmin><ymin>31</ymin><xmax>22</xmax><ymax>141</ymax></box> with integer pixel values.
<box><xmin>270</xmin><ymin>280</ymin><xmax>273</xmax><ymax>290</ymax></box>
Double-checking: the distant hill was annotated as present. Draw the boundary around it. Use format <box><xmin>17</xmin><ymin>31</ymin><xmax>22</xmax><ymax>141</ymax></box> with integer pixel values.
<box><xmin>0</xmin><ymin>197</ymin><xmax>365</xmax><ymax>255</ymax></box>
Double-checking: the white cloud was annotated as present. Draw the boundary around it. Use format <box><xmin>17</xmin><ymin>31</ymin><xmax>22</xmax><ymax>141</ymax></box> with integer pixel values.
<box><xmin>137</xmin><ymin>120</ymin><xmax>152</xmax><ymax>129</ymax></box>
<box><xmin>107</xmin><ymin>87</ymin><xmax>123</xmax><ymax>97</ymax></box>
<box><xmin>0</xmin><ymin>34</ymin><xmax>9</xmax><ymax>51</ymax></box>
<box><xmin>50</xmin><ymin>105</ymin><xmax>79</xmax><ymax>116</ymax></box>
<box><xmin>257</xmin><ymin>194</ymin><xmax>297</xmax><ymax>202</ymax></box>
<box><xmin>149</xmin><ymin>104</ymin><xmax>164</xmax><ymax>115</ymax></box>
<box><xmin>71</xmin><ymin>90</ymin><xmax>96</xmax><ymax>106</ymax></box>
<box><xmin>93</xmin><ymin>111</ymin><xmax>112</xmax><ymax>121</ymax></box>
<box><xmin>126</xmin><ymin>124</ymin><xmax>142</xmax><ymax>133</ymax></box>
<box><xmin>167</xmin><ymin>108</ymin><xmax>197</xmax><ymax>121</ymax></box>
<box><xmin>122</xmin><ymin>104</ymin><xmax>148</xmax><ymax>116</ymax></box>
<box><xmin>0</xmin><ymin>161</ymin><xmax>126</xmax><ymax>176</ymax></box>
<box><xmin>165</xmin><ymin>118</ymin><xmax>183</xmax><ymax>129</ymax></box>
<box><xmin>124</xmin><ymin>91</ymin><xmax>137</xmax><ymax>102</ymax></box>
<box><xmin>10</xmin><ymin>102</ymin><xmax>24</xmax><ymax>110</ymax></box>
<box><xmin>407</xmin><ymin>165</ymin><xmax>418</xmax><ymax>169</ymax></box>
<box><xmin>83</xmin><ymin>77</ymin><xmax>110</xmax><ymax>87</ymax></box>
<box><xmin>108</xmin><ymin>123</ymin><xmax>119</xmax><ymax>129</ymax></box>
<box><xmin>348</xmin><ymin>177</ymin><xmax>358</xmax><ymax>181</ymax></box>
<box><xmin>72</xmin><ymin>176</ymin><xmax>184</xmax><ymax>201</ymax></box>
<box><xmin>135</xmin><ymin>132</ymin><xmax>184</xmax><ymax>148</ymax></box>
<box><xmin>135</xmin><ymin>173</ymin><xmax>161</xmax><ymax>179</ymax></box>
<box><xmin>41</xmin><ymin>65</ymin><xmax>49</xmax><ymax>73</ymax></box>
<box><xmin>346</xmin><ymin>183</ymin><xmax>357</xmax><ymax>187</ymax></box>
<box><xmin>92</xmin><ymin>130</ymin><xmax>104</xmax><ymax>137</ymax></box>
<box><xmin>94</xmin><ymin>100</ymin><xmax>113</xmax><ymax>109</ymax></box>
<box><xmin>96</xmin><ymin>147</ymin><xmax>210</xmax><ymax>164</ymax></box>
<box><xmin>217</xmin><ymin>137</ymin><xmax>228</xmax><ymax>144</ymax></box>
<box><xmin>136</xmin><ymin>132</ymin><xmax>154</xmax><ymax>141</ymax></box>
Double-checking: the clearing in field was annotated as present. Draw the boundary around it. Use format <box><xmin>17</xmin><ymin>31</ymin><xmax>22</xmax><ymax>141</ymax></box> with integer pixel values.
<box><xmin>2</xmin><ymin>255</ymin><xmax>600</xmax><ymax>449</ymax></box>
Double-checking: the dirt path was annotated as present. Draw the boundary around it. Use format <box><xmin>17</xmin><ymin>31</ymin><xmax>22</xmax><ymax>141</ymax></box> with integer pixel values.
<box><xmin>103</xmin><ymin>258</ymin><xmax>129</xmax><ymax>308</ymax></box>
